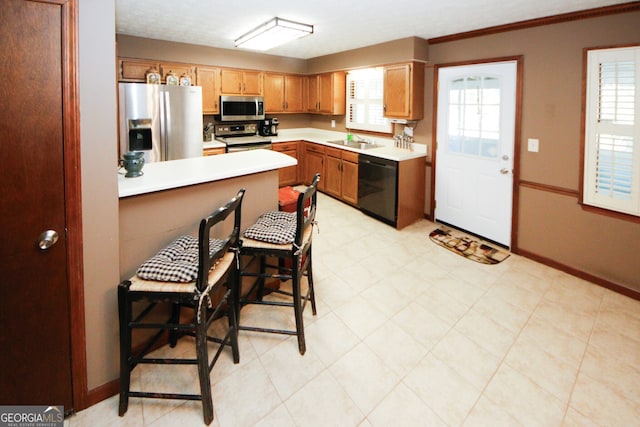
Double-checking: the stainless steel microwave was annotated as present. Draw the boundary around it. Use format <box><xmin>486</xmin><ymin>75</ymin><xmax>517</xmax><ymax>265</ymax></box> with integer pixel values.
<box><xmin>219</xmin><ymin>95</ymin><xmax>265</xmax><ymax>121</ymax></box>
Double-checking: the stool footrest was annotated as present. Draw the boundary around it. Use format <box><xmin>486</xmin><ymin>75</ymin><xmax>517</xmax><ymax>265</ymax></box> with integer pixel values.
<box><xmin>129</xmin><ymin>391</ymin><xmax>202</xmax><ymax>401</ymax></box>
<box><xmin>238</xmin><ymin>325</ymin><xmax>297</xmax><ymax>336</ymax></box>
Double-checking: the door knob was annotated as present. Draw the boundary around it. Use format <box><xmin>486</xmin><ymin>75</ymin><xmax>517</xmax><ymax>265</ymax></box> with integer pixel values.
<box><xmin>502</xmin><ymin>155</ymin><xmax>510</xmax><ymax>161</ymax></box>
<box><xmin>37</xmin><ymin>230</ymin><xmax>59</xmax><ymax>250</ymax></box>
<box><xmin>500</xmin><ymin>168</ymin><xmax>510</xmax><ymax>175</ymax></box>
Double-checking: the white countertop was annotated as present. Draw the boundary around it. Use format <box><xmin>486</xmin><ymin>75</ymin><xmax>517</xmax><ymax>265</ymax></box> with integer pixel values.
<box><xmin>271</xmin><ymin>128</ymin><xmax>427</xmax><ymax>161</ymax></box>
<box><xmin>118</xmin><ymin>149</ymin><xmax>296</xmax><ymax>198</ymax></box>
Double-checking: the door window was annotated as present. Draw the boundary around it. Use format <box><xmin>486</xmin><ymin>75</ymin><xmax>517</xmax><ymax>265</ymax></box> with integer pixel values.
<box><xmin>448</xmin><ymin>76</ymin><xmax>501</xmax><ymax>159</ymax></box>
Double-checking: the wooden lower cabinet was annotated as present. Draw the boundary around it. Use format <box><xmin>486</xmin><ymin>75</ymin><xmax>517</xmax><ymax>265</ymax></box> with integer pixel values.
<box><xmin>273</xmin><ymin>141</ymin><xmax>300</xmax><ymax>187</ymax></box>
<box><xmin>324</xmin><ymin>147</ymin><xmax>358</xmax><ymax>205</ymax></box>
<box><xmin>203</xmin><ymin>147</ymin><xmax>225</xmax><ymax>156</ymax></box>
<box><xmin>303</xmin><ymin>142</ymin><xmax>325</xmax><ymax>191</ymax></box>
<box><xmin>341</xmin><ymin>151</ymin><xmax>359</xmax><ymax>205</ymax></box>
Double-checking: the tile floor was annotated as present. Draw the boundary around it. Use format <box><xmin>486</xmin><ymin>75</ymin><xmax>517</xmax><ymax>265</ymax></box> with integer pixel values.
<box><xmin>68</xmin><ymin>192</ymin><xmax>640</xmax><ymax>426</ymax></box>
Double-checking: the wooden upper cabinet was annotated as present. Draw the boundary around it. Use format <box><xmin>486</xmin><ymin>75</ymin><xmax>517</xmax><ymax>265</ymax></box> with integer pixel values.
<box><xmin>383</xmin><ymin>62</ymin><xmax>425</xmax><ymax>120</ymax></box>
<box><xmin>119</xmin><ymin>58</ymin><xmax>160</xmax><ymax>82</ymax></box>
<box><xmin>284</xmin><ymin>74</ymin><xmax>305</xmax><ymax>112</ymax></box>
<box><xmin>306</xmin><ymin>72</ymin><xmax>346</xmax><ymax>115</ymax></box>
<box><xmin>196</xmin><ymin>66</ymin><xmax>220</xmax><ymax>114</ymax></box>
<box><xmin>220</xmin><ymin>68</ymin><xmax>263</xmax><ymax>95</ymax></box>
<box><xmin>264</xmin><ymin>73</ymin><xmax>285</xmax><ymax>112</ymax></box>
<box><xmin>264</xmin><ymin>73</ymin><xmax>305</xmax><ymax>113</ymax></box>
<box><xmin>118</xmin><ymin>58</ymin><xmax>195</xmax><ymax>84</ymax></box>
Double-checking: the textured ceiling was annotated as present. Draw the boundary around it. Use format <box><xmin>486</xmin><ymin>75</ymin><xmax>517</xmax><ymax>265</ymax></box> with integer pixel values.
<box><xmin>115</xmin><ymin>0</ymin><xmax>630</xmax><ymax>59</ymax></box>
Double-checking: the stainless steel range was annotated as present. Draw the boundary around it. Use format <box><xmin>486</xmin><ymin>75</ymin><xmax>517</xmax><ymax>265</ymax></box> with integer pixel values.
<box><xmin>214</xmin><ymin>122</ymin><xmax>272</xmax><ymax>152</ymax></box>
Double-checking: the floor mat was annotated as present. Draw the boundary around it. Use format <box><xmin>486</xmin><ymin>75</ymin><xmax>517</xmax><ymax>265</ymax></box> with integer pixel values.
<box><xmin>429</xmin><ymin>227</ymin><xmax>510</xmax><ymax>265</ymax></box>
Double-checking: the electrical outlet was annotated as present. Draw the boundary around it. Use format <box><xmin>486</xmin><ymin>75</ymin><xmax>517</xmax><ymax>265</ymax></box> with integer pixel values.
<box><xmin>528</xmin><ymin>138</ymin><xmax>539</xmax><ymax>152</ymax></box>
<box><xmin>331</xmin><ymin>120</ymin><xmax>336</xmax><ymax>128</ymax></box>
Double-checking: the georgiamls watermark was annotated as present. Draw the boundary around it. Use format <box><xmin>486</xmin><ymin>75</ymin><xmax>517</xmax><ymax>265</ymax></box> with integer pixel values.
<box><xmin>0</xmin><ymin>406</ymin><xmax>63</xmax><ymax>427</ymax></box>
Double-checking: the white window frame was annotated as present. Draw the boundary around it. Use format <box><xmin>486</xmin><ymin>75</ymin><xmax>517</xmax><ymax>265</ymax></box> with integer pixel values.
<box><xmin>346</xmin><ymin>67</ymin><xmax>392</xmax><ymax>134</ymax></box>
<box><xmin>583</xmin><ymin>46</ymin><xmax>640</xmax><ymax>217</ymax></box>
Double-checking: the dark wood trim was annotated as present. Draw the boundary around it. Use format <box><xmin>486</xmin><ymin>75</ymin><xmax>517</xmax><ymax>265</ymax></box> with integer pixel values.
<box><xmin>511</xmin><ymin>57</ymin><xmax>524</xmax><ymax>252</ymax></box>
<box><xmin>60</xmin><ymin>0</ymin><xmax>88</xmax><ymax>411</ymax></box>
<box><xmin>87</xmin><ymin>379</ymin><xmax>119</xmax><ymax>408</ymax></box>
<box><xmin>579</xmin><ymin>202</ymin><xmax>640</xmax><ymax>224</ymax></box>
<box><xmin>431</xmin><ymin>56</ymin><xmax>524</xmax><ymax>251</ymax></box>
<box><xmin>428</xmin><ymin>2</ymin><xmax>640</xmax><ymax>45</ymax></box>
<box><xmin>519</xmin><ymin>180</ymin><xmax>579</xmax><ymax>198</ymax></box>
<box><xmin>517</xmin><ymin>248</ymin><xmax>640</xmax><ymax>301</ymax></box>
<box><xmin>519</xmin><ymin>181</ymin><xmax>640</xmax><ymax>224</ymax></box>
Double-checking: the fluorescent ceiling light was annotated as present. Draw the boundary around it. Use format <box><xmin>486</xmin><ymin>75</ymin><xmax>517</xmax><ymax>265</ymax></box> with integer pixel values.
<box><xmin>235</xmin><ymin>17</ymin><xmax>313</xmax><ymax>51</ymax></box>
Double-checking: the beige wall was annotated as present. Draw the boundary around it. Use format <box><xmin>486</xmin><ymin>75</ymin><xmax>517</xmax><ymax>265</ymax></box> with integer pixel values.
<box><xmin>117</xmin><ymin>34</ymin><xmax>308</xmax><ymax>74</ymax></box>
<box><xmin>426</xmin><ymin>11</ymin><xmax>640</xmax><ymax>292</ymax></box>
<box><xmin>79</xmin><ymin>0</ymin><xmax>120</xmax><ymax>391</ymax></box>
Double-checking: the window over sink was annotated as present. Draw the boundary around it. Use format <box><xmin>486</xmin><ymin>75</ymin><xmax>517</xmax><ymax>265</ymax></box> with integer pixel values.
<box><xmin>346</xmin><ymin>67</ymin><xmax>392</xmax><ymax>134</ymax></box>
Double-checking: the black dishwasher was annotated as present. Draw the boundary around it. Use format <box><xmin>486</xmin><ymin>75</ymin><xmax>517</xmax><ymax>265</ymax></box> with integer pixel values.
<box><xmin>358</xmin><ymin>154</ymin><xmax>398</xmax><ymax>226</ymax></box>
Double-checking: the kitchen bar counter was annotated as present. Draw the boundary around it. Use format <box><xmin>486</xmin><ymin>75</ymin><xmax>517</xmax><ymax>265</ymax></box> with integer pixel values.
<box><xmin>118</xmin><ymin>149</ymin><xmax>296</xmax><ymax>198</ymax></box>
<box><xmin>271</xmin><ymin>128</ymin><xmax>427</xmax><ymax>162</ymax></box>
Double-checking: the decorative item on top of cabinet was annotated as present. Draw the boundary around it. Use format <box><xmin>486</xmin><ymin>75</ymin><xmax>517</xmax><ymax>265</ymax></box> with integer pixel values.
<box><xmin>160</xmin><ymin>63</ymin><xmax>195</xmax><ymax>85</ymax></box>
<box><xmin>306</xmin><ymin>72</ymin><xmax>346</xmax><ymax>115</ymax></box>
<box><xmin>272</xmin><ymin>141</ymin><xmax>301</xmax><ymax>186</ymax></box>
<box><xmin>264</xmin><ymin>73</ymin><xmax>305</xmax><ymax>113</ymax></box>
<box><xmin>146</xmin><ymin>67</ymin><xmax>161</xmax><ymax>85</ymax></box>
<box><xmin>383</xmin><ymin>62</ymin><xmax>425</xmax><ymax>120</ymax></box>
<box><xmin>165</xmin><ymin>71</ymin><xmax>179</xmax><ymax>86</ymax></box>
<box><xmin>179</xmin><ymin>74</ymin><xmax>191</xmax><ymax>86</ymax></box>
<box><xmin>220</xmin><ymin>68</ymin><xmax>263</xmax><ymax>95</ymax></box>
<box><xmin>196</xmin><ymin>66</ymin><xmax>220</xmax><ymax>114</ymax></box>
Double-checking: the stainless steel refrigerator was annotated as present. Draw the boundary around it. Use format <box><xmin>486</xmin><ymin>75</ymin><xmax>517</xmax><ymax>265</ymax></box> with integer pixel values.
<box><xmin>119</xmin><ymin>83</ymin><xmax>203</xmax><ymax>163</ymax></box>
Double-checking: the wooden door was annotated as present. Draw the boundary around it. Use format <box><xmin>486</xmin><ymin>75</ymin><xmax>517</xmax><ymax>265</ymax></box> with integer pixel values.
<box><xmin>304</xmin><ymin>143</ymin><xmax>325</xmax><ymax>189</ymax></box>
<box><xmin>242</xmin><ymin>71</ymin><xmax>263</xmax><ymax>95</ymax></box>
<box><xmin>220</xmin><ymin>69</ymin><xmax>243</xmax><ymax>94</ymax></box>
<box><xmin>325</xmin><ymin>154</ymin><xmax>342</xmax><ymax>198</ymax></box>
<box><xmin>264</xmin><ymin>73</ymin><xmax>285</xmax><ymax>113</ymax></box>
<box><xmin>196</xmin><ymin>67</ymin><xmax>220</xmax><ymax>114</ymax></box>
<box><xmin>0</xmin><ymin>0</ymin><xmax>81</xmax><ymax>410</ymax></box>
<box><xmin>341</xmin><ymin>153</ymin><xmax>359</xmax><ymax>205</ymax></box>
<box><xmin>318</xmin><ymin>73</ymin><xmax>334</xmax><ymax>113</ymax></box>
<box><xmin>306</xmin><ymin>75</ymin><xmax>319</xmax><ymax>112</ymax></box>
<box><xmin>284</xmin><ymin>74</ymin><xmax>305</xmax><ymax>112</ymax></box>
<box><xmin>383</xmin><ymin>64</ymin><xmax>411</xmax><ymax>118</ymax></box>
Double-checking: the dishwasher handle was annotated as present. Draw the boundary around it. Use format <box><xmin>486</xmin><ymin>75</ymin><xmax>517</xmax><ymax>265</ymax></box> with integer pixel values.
<box><xmin>359</xmin><ymin>157</ymin><xmax>397</xmax><ymax>169</ymax></box>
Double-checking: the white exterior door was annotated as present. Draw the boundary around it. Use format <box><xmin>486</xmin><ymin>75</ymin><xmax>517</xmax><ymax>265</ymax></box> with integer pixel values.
<box><xmin>435</xmin><ymin>61</ymin><xmax>517</xmax><ymax>247</ymax></box>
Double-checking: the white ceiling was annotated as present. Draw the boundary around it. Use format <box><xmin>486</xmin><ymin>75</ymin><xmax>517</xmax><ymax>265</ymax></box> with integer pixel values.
<box><xmin>115</xmin><ymin>0</ymin><xmax>630</xmax><ymax>59</ymax></box>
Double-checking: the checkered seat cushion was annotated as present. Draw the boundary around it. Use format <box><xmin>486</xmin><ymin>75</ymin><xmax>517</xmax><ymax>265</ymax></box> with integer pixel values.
<box><xmin>243</xmin><ymin>210</ymin><xmax>297</xmax><ymax>244</ymax></box>
<box><xmin>136</xmin><ymin>235</ymin><xmax>225</xmax><ymax>283</ymax></box>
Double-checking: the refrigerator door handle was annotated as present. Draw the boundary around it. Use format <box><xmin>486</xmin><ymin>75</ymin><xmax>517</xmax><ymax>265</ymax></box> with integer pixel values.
<box><xmin>161</xmin><ymin>91</ymin><xmax>171</xmax><ymax>162</ymax></box>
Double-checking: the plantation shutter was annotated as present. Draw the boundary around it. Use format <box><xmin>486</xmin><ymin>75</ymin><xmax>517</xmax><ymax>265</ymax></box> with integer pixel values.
<box><xmin>346</xmin><ymin>68</ymin><xmax>392</xmax><ymax>133</ymax></box>
<box><xmin>584</xmin><ymin>46</ymin><xmax>640</xmax><ymax>216</ymax></box>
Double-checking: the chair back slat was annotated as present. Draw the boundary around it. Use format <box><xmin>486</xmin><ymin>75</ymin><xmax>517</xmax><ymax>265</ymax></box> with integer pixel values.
<box><xmin>295</xmin><ymin>174</ymin><xmax>319</xmax><ymax>246</ymax></box>
<box><xmin>197</xmin><ymin>189</ymin><xmax>245</xmax><ymax>291</ymax></box>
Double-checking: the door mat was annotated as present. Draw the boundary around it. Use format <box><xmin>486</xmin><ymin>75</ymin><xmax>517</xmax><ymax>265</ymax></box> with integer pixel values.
<box><xmin>429</xmin><ymin>228</ymin><xmax>510</xmax><ymax>265</ymax></box>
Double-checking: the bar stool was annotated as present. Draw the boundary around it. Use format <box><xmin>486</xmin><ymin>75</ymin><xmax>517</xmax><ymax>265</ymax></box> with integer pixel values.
<box><xmin>117</xmin><ymin>189</ymin><xmax>244</xmax><ymax>425</ymax></box>
<box><xmin>238</xmin><ymin>174</ymin><xmax>319</xmax><ymax>355</ymax></box>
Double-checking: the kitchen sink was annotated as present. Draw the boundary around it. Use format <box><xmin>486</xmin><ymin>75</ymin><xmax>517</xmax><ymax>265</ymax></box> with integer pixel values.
<box><xmin>326</xmin><ymin>139</ymin><xmax>381</xmax><ymax>150</ymax></box>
